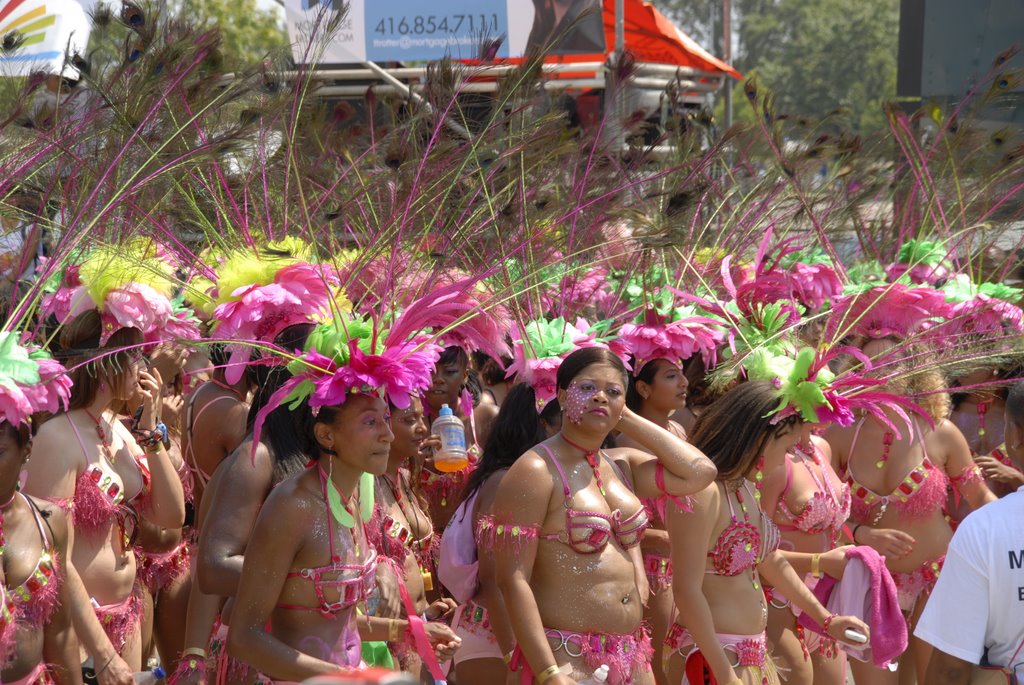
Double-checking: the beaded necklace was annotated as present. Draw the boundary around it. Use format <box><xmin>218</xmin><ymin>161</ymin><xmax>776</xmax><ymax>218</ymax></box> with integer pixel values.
<box><xmin>84</xmin><ymin>408</ymin><xmax>116</xmax><ymax>465</ymax></box>
<box><xmin>559</xmin><ymin>432</ymin><xmax>606</xmax><ymax>496</ymax></box>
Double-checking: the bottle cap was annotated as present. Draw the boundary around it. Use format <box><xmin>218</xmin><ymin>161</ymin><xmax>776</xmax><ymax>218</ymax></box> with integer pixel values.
<box><xmin>439</xmin><ymin>404</ymin><xmax>453</xmax><ymax>417</ymax></box>
<box><xmin>153</xmin><ymin>666</ymin><xmax>167</xmax><ymax>679</ymax></box>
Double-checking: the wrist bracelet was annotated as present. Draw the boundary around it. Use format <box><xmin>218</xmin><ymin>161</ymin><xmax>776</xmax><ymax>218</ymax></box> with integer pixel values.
<box><xmin>823</xmin><ymin>613</ymin><xmax>839</xmax><ymax>634</ymax></box>
<box><xmin>811</xmin><ymin>553</ymin><xmax>822</xmax><ymax>579</ymax></box>
<box><xmin>536</xmin><ymin>665</ymin><xmax>561</xmax><ymax>684</ymax></box>
<box><xmin>387</xmin><ymin>618</ymin><xmax>402</xmax><ymax>642</ymax></box>
<box><xmin>95</xmin><ymin>653</ymin><xmax>116</xmax><ymax>677</ymax></box>
<box><xmin>181</xmin><ymin>647</ymin><xmax>207</xmax><ymax>659</ymax></box>
<box><xmin>851</xmin><ymin>524</ymin><xmax>863</xmax><ymax>543</ymax></box>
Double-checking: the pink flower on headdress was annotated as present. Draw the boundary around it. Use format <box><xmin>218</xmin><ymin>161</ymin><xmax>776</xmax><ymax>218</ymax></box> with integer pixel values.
<box><xmin>157</xmin><ymin>313</ymin><xmax>202</xmax><ymax>344</ymax></box>
<box><xmin>20</xmin><ymin>357</ymin><xmax>73</xmax><ymax>415</ymax></box>
<box><xmin>885</xmin><ymin>262</ymin><xmax>951</xmax><ymax>286</ymax></box>
<box><xmin>619</xmin><ymin>315</ymin><xmax>723</xmax><ymax>370</ymax></box>
<box><xmin>303</xmin><ymin>339</ymin><xmax>442</xmax><ymax>411</ymax></box>
<box><xmin>0</xmin><ymin>384</ymin><xmax>33</xmax><ymax>428</ymax></box>
<box><xmin>815</xmin><ymin>391</ymin><xmax>856</xmax><ymax>427</ymax></box>
<box><xmin>102</xmin><ymin>283</ymin><xmax>174</xmax><ymax>344</ymax></box>
<box><xmin>520</xmin><ymin>357</ymin><xmax>562</xmax><ymax>408</ymax></box>
<box><xmin>825</xmin><ymin>285</ymin><xmax>950</xmax><ymax>342</ymax></box>
<box><xmin>790</xmin><ymin>262</ymin><xmax>843</xmax><ymax>311</ymax></box>
<box><xmin>944</xmin><ymin>296</ymin><xmax>1024</xmax><ymax>338</ymax></box>
<box><xmin>213</xmin><ymin>263</ymin><xmax>338</xmax><ymax>383</ymax></box>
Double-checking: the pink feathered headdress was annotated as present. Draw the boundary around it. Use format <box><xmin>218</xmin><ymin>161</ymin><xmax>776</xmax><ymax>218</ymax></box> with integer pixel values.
<box><xmin>941</xmin><ymin>295</ymin><xmax>1024</xmax><ymax>340</ymax></box>
<box><xmin>211</xmin><ymin>262</ymin><xmax>343</xmax><ymax>384</ymax></box>
<box><xmin>250</xmin><ymin>281</ymin><xmax>509</xmax><ymax>450</ymax></box>
<box><xmin>825</xmin><ymin>284</ymin><xmax>951</xmax><ymax>342</ymax></box>
<box><xmin>505</xmin><ymin>317</ymin><xmax>609</xmax><ymax>410</ymax></box>
<box><xmin>0</xmin><ymin>334</ymin><xmax>72</xmax><ymax>428</ymax></box>
<box><xmin>618</xmin><ymin>310</ymin><xmax>723</xmax><ymax>371</ymax></box>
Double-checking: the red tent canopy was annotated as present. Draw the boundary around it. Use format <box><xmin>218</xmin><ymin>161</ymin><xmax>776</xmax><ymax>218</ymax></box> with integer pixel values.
<box><xmin>607</xmin><ymin>0</ymin><xmax>742</xmax><ymax>79</ymax></box>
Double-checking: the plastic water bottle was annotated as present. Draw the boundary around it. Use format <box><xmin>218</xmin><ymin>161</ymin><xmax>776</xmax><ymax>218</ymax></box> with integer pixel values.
<box><xmin>579</xmin><ymin>665</ymin><xmax>610</xmax><ymax>684</ymax></box>
<box><xmin>431</xmin><ymin>404</ymin><xmax>468</xmax><ymax>473</ymax></box>
<box><xmin>133</xmin><ymin>666</ymin><xmax>166</xmax><ymax>685</ymax></box>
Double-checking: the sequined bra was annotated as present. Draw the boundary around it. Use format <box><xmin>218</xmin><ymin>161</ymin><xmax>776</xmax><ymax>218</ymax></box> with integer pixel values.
<box><xmin>60</xmin><ymin>414</ymin><xmax>150</xmax><ymax>534</ymax></box>
<box><xmin>276</xmin><ymin>469</ymin><xmax>377</xmax><ymax>617</ymax></box>
<box><xmin>844</xmin><ymin>420</ymin><xmax>948</xmax><ymax>526</ymax></box>
<box><xmin>535</xmin><ymin>443</ymin><xmax>649</xmax><ymax>554</ymax></box>
<box><xmin>707</xmin><ymin>481</ymin><xmax>780</xmax><ymax>577</ymax></box>
<box><xmin>774</xmin><ymin>445</ymin><xmax>851</xmax><ymax>543</ymax></box>
<box><xmin>4</xmin><ymin>494</ymin><xmax>62</xmax><ymax>629</ymax></box>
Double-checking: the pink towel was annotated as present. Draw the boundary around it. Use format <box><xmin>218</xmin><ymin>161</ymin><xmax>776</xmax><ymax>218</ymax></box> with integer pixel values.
<box><xmin>797</xmin><ymin>545</ymin><xmax>907</xmax><ymax>668</ymax></box>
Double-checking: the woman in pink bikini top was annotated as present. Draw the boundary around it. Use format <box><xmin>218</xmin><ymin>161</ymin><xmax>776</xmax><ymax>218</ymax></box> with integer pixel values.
<box><xmin>24</xmin><ymin>311</ymin><xmax>186</xmax><ymax>673</ymax></box>
<box><xmin>230</xmin><ymin>391</ymin><xmax>460</xmax><ymax>681</ymax></box>
<box><xmin>664</xmin><ymin>382</ymin><xmax>869</xmax><ymax>685</ymax></box>
<box><xmin>0</xmin><ymin>421</ymin><xmax>78</xmax><ymax>685</ymax></box>
<box><xmin>492</xmin><ymin>348</ymin><xmax>718</xmax><ymax>685</ymax></box>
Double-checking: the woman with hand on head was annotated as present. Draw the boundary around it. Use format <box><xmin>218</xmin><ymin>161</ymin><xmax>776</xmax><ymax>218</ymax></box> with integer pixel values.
<box><xmin>492</xmin><ymin>345</ymin><xmax>717</xmax><ymax>685</ymax></box>
<box><xmin>228</xmin><ymin>314</ymin><xmax>461</xmax><ymax>681</ymax></box>
<box><xmin>0</xmin><ymin>338</ymin><xmax>78</xmax><ymax>685</ymax></box>
<box><xmin>664</xmin><ymin>376</ymin><xmax>870</xmax><ymax>685</ymax></box>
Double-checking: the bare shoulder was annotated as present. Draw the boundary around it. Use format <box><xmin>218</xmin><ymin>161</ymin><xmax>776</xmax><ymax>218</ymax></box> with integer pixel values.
<box><xmin>26</xmin><ymin>495</ymin><xmax>69</xmax><ymax>542</ymax></box>
<box><xmin>256</xmin><ymin>467</ymin><xmax>319</xmax><ymax>528</ymax></box>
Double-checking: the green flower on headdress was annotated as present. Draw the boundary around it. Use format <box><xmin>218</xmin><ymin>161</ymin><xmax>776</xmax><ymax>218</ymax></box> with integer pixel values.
<box><xmin>897</xmin><ymin>238</ymin><xmax>948</xmax><ymax>266</ymax></box>
<box><xmin>746</xmin><ymin>347</ymin><xmax>836</xmax><ymax>423</ymax></box>
<box><xmin>979</xmin><ymin>282</ymin><xmax>1024</xmax><ymax>302</ymax></box>
<box><xmin>780</xmin><ymin>245</ymin><xmax>832</xmax><ymax>268</ymax></box>
<box><xmin>0</xmin><ymin>333</ymin><xmax>41</xmax><ymax>388</ymax></box>
<box><xmin>844</xmin><ymin>261</ymin><xmax>887</xmax><ymax>293</ymax></box>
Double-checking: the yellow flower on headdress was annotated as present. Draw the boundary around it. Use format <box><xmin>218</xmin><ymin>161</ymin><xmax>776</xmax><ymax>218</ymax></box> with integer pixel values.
<box><xmin>78</xmin><ymin>239</ymin><xmax>175</xmax><ymax>307</ymax></box>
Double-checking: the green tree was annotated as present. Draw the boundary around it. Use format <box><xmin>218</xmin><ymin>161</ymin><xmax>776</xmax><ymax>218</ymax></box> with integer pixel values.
<box><xmin>656</xmin><ymin>0</ymin><xmax>899</xmax><ymax>132</ymax></box>
<box><xmin>178</xmin><ymin>0</ymin><xmax>290</xmax><ymax>68</ymax></box>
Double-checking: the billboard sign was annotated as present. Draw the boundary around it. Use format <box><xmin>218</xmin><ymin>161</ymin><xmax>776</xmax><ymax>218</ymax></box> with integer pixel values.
<box><xmin>0</xmin><ymin>0</ymin><xmax>91</xmax><ymax>76</ymax></box>
<box><xmin>284</xmin><ymin>0</ymin><xmax>605</xmax><ymax>64</ymax></box>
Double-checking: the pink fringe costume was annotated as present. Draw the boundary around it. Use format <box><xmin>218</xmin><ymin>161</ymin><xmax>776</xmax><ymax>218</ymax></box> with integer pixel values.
<box><xmin>844</xmin><ymin>420</ymin><xmax>978</xmax><ymax>613</ymax></box>
<box><xmin>765</xmin><ymin>445</ymin><xmax>851</xmax><ymax>660</ymax></box>
<box><xmin>135</xmin><ymin>458</ymin><xmax>194</xmax><ymax>595</ymax></box>
<box><xmin>1</xmin><ymin>495</ymin><xmax>64</xmax><ymax>682</ymax></box>
<box><xmin>51</xmin><ymin>414</ymin><xmax>150</xmax><ymax>652</ymax></box>
<box><xmin>208</xmin><ymin>616</ymin><xmax>272</xmax><ymax>685</ymax></box>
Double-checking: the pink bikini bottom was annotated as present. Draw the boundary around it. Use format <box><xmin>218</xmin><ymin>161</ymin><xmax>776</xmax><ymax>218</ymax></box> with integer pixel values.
<box><xmin>451</xmin><ymin>601</ymin><xmax>501</xmax><ymax>664</ymax></box>
<box><xmin>135</xmin><ymin>540</ymin><xmax>192</xmax><ymax>595</ymax></box>
<box><xmin>765</xmin><ymin>577</ymin><xmax>838</xmax><ymax>660</ymax></box>
<box><xmin>891</xmin><ymin>555</ymin><xmax>944</xmax><ymax>613</ymax></box>
<box><xmin>664</xmin><ymin>624</ymin><xmax>779</xmax><ymax>685</ymax></box>
<box><xmin>511</xmin><ymin>624</ymin><xmax>653</xmax><ymax>685</ymax></box>
<box><xmin>95</xmin><ymin>583</ymin><xmax>144</xmax><ymax>653</ymax></box>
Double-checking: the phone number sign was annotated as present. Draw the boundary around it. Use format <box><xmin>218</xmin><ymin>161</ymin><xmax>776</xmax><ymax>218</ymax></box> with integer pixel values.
<box><xmin>366</xmin><ymin>0</ymin><xmax>510</xmax><ymax>61</ymax></box>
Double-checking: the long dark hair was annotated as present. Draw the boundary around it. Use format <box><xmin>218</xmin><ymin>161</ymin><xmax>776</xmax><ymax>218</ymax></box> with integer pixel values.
<box><xmin>58</xmin><ymin>310</ymin><xmax>145</xmax><ymax>410</ymax></box>
<box><xmin>246</xmin><ymin>323</ymin><xmax>315</xmax><ymax>484</ymax></box>
<box><xmin>626</xmin><ymin>357</ymin><xmax>662</xmax><ymax>412</ymax></box>
<box><xmin>461</xmin><ymin>383</ymin><xmax>560</xmax><ymax>502</ymax></box>
<box><xmin>689</xmin><ymin>381</ymin><xmax>800</xmax><ymax>481</ymax></box>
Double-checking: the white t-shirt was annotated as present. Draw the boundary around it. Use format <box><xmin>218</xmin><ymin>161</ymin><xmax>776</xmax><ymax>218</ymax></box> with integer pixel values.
<box><xmin>915</xmin><ymin>487</ymin><xmax>1024</xmax><ymax>676</ymax></box>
